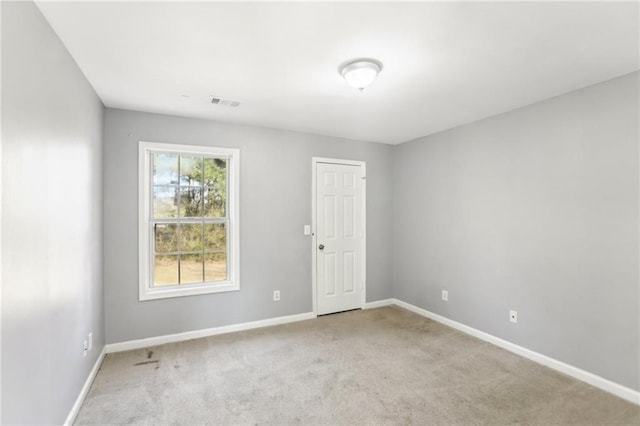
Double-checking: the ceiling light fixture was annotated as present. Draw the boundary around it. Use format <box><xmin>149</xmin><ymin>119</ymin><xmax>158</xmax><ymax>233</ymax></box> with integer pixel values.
<box><xmin>339</xmin><ymin>59</ymin><xmax>383</xmax><ymax>92</ymax></box>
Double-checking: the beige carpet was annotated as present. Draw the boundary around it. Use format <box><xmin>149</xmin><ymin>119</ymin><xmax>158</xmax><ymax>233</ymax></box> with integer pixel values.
<box><xmin>76</xmin><ymin>306</ymin><xmax>640</xmax><ymax>425</ymax></box>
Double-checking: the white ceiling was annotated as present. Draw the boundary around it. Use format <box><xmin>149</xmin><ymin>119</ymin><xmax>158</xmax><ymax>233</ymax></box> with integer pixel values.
<box><xmin>36</xmin><ymin>1</ymin><xmax>639</xmax><ymax>145</ymax></box>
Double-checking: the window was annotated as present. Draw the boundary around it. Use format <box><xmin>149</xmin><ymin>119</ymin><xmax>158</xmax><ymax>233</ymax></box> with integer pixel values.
<box><xmin>139</xmin><ymin>142</ymin><xmax>239</xmax><ymax>300</ymax></box>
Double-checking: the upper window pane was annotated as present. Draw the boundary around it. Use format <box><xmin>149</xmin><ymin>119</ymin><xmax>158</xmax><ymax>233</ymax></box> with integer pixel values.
<box><xmin>203</xmin><ymin>187</ymin><xmax>226</xmax><ymax>217</ymax></box>
<box><xmin>153</xmin><ymin>186</ymin><xmax>178</xmax><ymax>218</ymax></box>
<box><xmin>153</xmin><ymin>154</ymin><xmax>228</xmax><ymax>219</ymax></box>
<box><xmin>153</xmin><ymin>154</ymin><xmax>178</xmax><ymax>185</ymax></box>
<box><xmin>180</xmin><ymin>156</ymin><xmax>203</xmax><ymax>187</ymax></box>
<box><xmin>179</xmin><ymin>187</ymin><xmax>203</xmax><ymax>217</ymax></box>
<box><xmin>204</xmin><ymin>158</ymin><xmax>226</xmax><ymax>188</ymax></box>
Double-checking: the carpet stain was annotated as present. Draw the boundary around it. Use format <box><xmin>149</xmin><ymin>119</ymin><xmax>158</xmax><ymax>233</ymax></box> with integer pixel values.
<box><xmin>133</xmin><ymin>360</ymin><xmax>159</xmax><ymax>366</ymax></box>
<box><xmin>146</xmin><ymin>350</ymin><xmax>154</xmax><ymax>359</ymax></box>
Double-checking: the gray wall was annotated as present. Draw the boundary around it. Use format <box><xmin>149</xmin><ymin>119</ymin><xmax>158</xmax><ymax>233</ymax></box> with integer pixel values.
<box><xmin>393</xmin><ymin>72</ymin><xmax>639</xmax><ymax>391</ymax></box>
<box><xmin>104</xmin><ymin>108</ymin><xmax>393</xmax><ymax>343</ymax></box>
<box><xmin>1</xmin><ymin>1</ymin><xmax>105</xmax><ymax>424</ymax></box>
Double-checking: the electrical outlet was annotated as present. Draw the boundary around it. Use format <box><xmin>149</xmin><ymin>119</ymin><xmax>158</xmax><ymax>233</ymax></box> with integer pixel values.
<box><xmin>273</xmin><ymin>290</ymin><xmax>280</xmax><ymax>301</ymax></box>
<box><xmin>88</xmin><ymin>332</ymin><xmax>93</xmax><ymax>351</ymax></box>
<box><xmin>83</xmin><ymin>340</ymin><xmax>88</xmax><ymax>357</ymax></box>
<box><xmin>442</xmin><ymin>290</ymin><xmax>448</xmax><ymax>301</ymax></box>
<box><xmin>509</xmin><ymin>310</ymin><xmax>518</xmax><ymax>323</ymax></box>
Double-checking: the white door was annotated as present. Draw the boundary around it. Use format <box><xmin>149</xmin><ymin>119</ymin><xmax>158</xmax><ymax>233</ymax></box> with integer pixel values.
<box><xmin>315</xmin><ymin>160</ymin><xmax>365</xmax><ymax>315</ymax></box>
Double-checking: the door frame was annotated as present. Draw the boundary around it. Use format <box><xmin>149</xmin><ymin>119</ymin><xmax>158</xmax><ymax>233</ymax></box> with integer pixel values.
<box><xmin>311</xmin><ymin>157</ymin><xmax>367</xmax><ymax>316</ymax></box>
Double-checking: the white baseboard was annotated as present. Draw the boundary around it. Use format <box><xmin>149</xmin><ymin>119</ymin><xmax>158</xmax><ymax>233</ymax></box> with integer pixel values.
<box><xmin>105</xmin><ymin>311</ymin><xmax>316</xmax><ymax>353</ymax></box>
<box><xmin>364</xmin><ymin>298</ymin><xmax>395</xmax><ymax>309</ymax></box>
<box><xmin>391</xmin><ymin>298</ymin><xmax>640</xmax><ymax>406</ymax></box>
<box><xmin>64</xmin><ymin>346</ymin><xmax>106</xmax><ymax>426</ymax></box>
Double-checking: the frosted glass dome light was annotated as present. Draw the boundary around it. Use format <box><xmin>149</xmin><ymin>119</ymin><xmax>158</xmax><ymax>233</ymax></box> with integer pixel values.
<box><xmin>340</xmin><ymin>59</ymin><xmax>383</xmax><ymax>92</ymax></box>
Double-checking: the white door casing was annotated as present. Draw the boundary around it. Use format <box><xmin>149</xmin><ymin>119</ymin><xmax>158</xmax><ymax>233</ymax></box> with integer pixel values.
<box><xmin>312</xmin><ymin>158</ymin><xmax>366</xmax><ymax>315</ymax></box>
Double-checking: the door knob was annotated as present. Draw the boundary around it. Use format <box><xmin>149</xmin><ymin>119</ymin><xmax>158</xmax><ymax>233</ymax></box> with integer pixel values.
<box><xmin>318</xmin><ymin>244</ymin><xmax>325</xmax><ymax>250</ymax></box>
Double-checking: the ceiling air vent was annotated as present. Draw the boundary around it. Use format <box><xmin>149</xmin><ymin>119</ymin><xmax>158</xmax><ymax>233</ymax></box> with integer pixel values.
<box><xmin>211</xmin><ymin>96</ymin><xmax>240</xmax><ymax>107</ymax></box>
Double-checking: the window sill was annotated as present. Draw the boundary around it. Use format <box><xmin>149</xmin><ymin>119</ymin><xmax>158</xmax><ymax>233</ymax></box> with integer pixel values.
<box><xmin>139</xmin><ymin>281</ymin><xmax>239</xmax><ymax>301</ymax></box>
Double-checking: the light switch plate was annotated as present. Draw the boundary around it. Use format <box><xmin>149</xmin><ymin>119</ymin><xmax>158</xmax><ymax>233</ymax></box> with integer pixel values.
<box><xmin>304</xmin><ymin>225</ymin><xmax>311</xmax><ymax>235</ymax></box>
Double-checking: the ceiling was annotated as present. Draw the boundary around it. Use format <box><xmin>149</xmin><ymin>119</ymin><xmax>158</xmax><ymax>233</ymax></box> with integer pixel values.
<box><xmin>36</xmin><ymin>1</ymin><xmax>639</xmax><ymax>145</ymax></box>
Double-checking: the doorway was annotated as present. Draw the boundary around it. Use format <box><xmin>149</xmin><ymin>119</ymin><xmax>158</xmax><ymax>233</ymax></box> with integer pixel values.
<box><xmin>312</xmin><ymin>158</ymin><xmax>366</xmax><ymax>315</ymax></box>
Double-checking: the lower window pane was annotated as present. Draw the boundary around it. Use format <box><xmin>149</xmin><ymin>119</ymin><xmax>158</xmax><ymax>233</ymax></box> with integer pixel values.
<box><xmin>205</xmin><ymin>253</ymin><xmax>227</xmax><ymax>282</ymax></box>
<box><xmin>154</xmin><ymin>223</ymin><xmax>178</xmax><ymax>253</ymax></box>
<box><xmin>154</xmin><ymin>255</ymin><xmax>179</xmax><ymax>286</ymax></box>
<box><xmin>180</xmin><ymin>254</ymin><xmax>203</xmax><ymax>284</ymax></box>
<box><xmin>204</xmin><ymin>223</ymin><xmax>226</xmax><ymax>251</ymax></box>
<box><xmin>180</xmin><ymin>223</ymin><xmax>203</xmax><ymax>252</ymax></box>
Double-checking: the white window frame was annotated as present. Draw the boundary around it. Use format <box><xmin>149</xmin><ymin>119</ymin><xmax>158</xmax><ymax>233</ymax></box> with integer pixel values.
<box><xmin>138</xmin><ymin>141</ymin><xmax>240</xmax><ymax>301</ymax></box>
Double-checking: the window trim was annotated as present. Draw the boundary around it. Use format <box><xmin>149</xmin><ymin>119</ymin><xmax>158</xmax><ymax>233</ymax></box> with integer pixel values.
<box><xmin>138</xmin><ymin>141</ymin><xmax>240</xmax><ymax>301</ymax></box>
